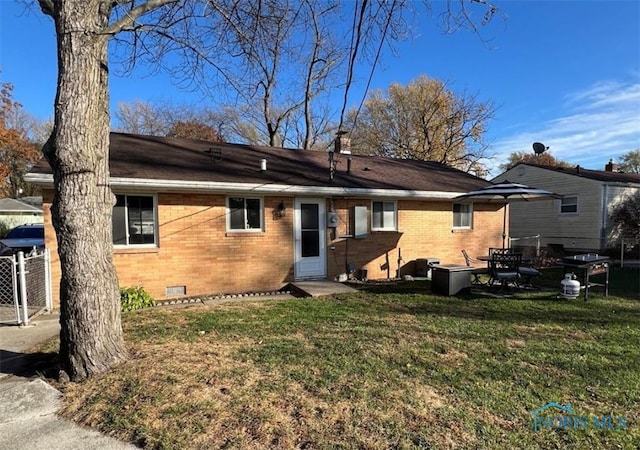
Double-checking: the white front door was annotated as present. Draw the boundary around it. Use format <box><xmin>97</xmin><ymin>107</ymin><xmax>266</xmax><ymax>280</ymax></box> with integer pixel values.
<box><xmin>294</xmin><ymin>198</ymin><xmax>327</xmax><ymax>279</ymax></box>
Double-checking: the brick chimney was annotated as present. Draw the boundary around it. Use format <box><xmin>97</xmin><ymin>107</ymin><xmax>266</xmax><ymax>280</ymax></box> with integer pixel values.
<box><xmin>605</xmin><ymin>159</ymin><xmax>618</xmax><ymax>172</ymax></box>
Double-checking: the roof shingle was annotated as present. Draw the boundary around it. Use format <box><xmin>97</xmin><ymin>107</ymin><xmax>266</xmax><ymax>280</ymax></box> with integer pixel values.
<box><xmin>510</xmin><ymin>163</ymin><xmax>640</xmax><ymax>184</ymax></box>
<box><xmin>29</xmin><ymin>133</ymin><xmax>492</xmax><ymax>194</ymax></box>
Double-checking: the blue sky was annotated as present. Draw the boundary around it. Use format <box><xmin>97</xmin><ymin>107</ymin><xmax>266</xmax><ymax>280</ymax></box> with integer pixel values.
<box><xmin>1</xmin><ymin>1</ymin><xmax>639</xmax><ymax>177</ymax></box>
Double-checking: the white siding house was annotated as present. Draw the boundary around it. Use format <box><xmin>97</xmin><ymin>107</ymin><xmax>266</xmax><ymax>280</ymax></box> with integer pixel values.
<box><xmin>0</xmin><ymin>197</ymin><xmax>44</xmax><ymax>230</ymax></box>
<box><xmin>493</xmin><ymin>164</ymin><xmax>640</xmax><ymax>252</ymax></box>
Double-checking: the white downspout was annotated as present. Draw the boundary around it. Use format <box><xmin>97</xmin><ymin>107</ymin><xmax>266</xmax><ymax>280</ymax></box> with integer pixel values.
<box><xmin>600</xmin><ymin>184</ymin><xmax>608</xmax><ymax>251</ymax></box>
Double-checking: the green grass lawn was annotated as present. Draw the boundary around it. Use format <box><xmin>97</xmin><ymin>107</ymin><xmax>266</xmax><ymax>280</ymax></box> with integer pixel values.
<box><xmin>56</xmin><ymin>268</ymin><xmax>640</xmax><ymax>449</ymax></box>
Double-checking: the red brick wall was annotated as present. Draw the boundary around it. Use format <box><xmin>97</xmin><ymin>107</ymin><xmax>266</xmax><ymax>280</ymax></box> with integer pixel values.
<box><xmin>42</xmin><ymin>190</ymin><xmax>504</xmax><ymax>307</ymax></box>
<box><xmin>325</xmin><ymin>198</ymin><xmax>504</xmax><ymax>279</ymax></box>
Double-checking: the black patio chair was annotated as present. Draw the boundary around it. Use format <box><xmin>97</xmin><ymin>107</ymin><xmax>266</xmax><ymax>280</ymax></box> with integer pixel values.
<box><xmin>518</xmin><ymin>261</ymin><xmax>541</xmax><ymax>289</ymax></box>
<box><xmin>461</xmin><ymin>249</ymin><xmax>489</xmax><ymax>284</ymax></box>
<box><xmin>489</xmin><ymin>253</ymin><xmax>522</xmax><ymax>289</ymax></box>
<box><xmin>489</xmin><ymin>247</ymin><xmax>513</xmax><ymax>257</ymax></box>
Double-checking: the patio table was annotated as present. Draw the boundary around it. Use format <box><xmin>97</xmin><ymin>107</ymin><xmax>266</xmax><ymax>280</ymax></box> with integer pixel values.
<box><xmin>478</xmin><ymin>254</ymin><xmax>537</xmax><ymax>288</ymax></box>
<box><xmin>477</xmin><ymin>255</ymin><xmax>533</xmax><ymax>265</ymax></box>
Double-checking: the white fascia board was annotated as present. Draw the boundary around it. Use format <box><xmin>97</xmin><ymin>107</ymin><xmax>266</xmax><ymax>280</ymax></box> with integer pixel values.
<box><xmin>604</xmin><ymin>181</ymin><xmax>640</xmax><ymax>189</ymax></box>
<box><xmin>24</xmin><ymin>173</ymin><xmax>463</xmax><ymax>200</ymax></box>
<box><xmin>24</xmin><ymin>173</ymin><xmax>52</xmax><ymax>185</ymax></box>
<box><xmin>0</xmin><ymin>198</ymin><xmax>42</xmax><ymax>213</ymax></box>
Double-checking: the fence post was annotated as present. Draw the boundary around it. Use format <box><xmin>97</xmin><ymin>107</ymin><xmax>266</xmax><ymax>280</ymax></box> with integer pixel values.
<box><xmin>17</xmin><ymin>251</ymin><xmax>29</xmax><ymax>326</ymax></box>
<box><xmin>44</xmin><ymin>249</ymin><xmax>53</xmax><ymax>311</ymax></box>
<box><xmin>10</xmin><ymin>255</ymin><xmax>20</xmax><ymax>323</ymax></box>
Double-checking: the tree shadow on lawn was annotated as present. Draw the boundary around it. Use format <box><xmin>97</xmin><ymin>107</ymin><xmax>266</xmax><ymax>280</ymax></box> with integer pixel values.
<box><xmin>347</xmin><ymin>280</ymin><xmax>640</xmax><ymax>329</ymax></box>
<box><xmin>0</xmin><ymin>349</ymin><xmax>59</xmax><ymax>379</ymax></box>
<box><xmin>351</xmin><ymin>267</ymin><xmax>639</xmax><ymax>299</ymax></box>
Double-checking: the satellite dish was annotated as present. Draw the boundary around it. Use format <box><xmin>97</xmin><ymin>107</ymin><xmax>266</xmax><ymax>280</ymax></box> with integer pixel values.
<box><xmin>532</xmin><ymin>142</ymin><xmax>548</xmax><ymax>155</ymax></box>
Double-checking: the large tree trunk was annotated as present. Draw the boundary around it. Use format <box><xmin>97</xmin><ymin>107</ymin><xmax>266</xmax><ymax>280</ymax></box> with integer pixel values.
<box><xmin>43</xmin><ymin>1</ymin><xmax>128</xmax><ymax>380</ymax></box>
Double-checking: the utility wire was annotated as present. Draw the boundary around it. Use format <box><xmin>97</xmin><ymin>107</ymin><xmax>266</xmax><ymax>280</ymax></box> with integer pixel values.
<box><xmin>337</xmin><ymin>0</ymin><xmax>400</xmax><ymax>135</ymax></box>
<box><xmin>338</xmin><ymin>0</ymin><xmax>368</xmax><ymax>132</ymax></box>
<box><xmin>349</xmin><ymin>0</ymin><xmax>398</xmax><ymax>133</ymax></box>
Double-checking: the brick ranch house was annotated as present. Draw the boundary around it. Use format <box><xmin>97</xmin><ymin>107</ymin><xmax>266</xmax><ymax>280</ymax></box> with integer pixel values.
<box><xmin>27</xmin><ymin>133</ymin><xmax>506</xmax><ymax>306</ymax></box>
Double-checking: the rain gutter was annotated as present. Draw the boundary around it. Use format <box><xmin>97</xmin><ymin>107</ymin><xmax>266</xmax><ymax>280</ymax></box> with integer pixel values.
<box><xmin>24</xmin><ymin>173</ymin><xmax>463</xmax><ymax>200</ymax></box>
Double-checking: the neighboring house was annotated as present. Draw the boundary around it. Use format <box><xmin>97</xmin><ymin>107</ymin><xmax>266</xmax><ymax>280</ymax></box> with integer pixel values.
<box><xmin>0</xmin><ymin>197</ymin><xmax>44</xmax><ymax>231</ymax></box>
<box><xmin>26</xmin><ymin>133</ymin><xmax>506</xmax><ymax>306</ymax></box>
<box><xmin>493</xmin><ymin>162</ymin><xmax>640</xmax><ymax>253</ymax></box>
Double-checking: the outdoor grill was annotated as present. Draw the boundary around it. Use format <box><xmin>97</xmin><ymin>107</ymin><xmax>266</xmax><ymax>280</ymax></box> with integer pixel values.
<box><xmin>559</xmin><ymin>254</ymin><xmax>610</xmax><ymax>301</ymax></box>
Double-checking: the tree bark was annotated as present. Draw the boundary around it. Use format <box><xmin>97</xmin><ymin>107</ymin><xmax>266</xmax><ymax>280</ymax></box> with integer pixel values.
<box><xmin>42</xmin><ymin>0</ymin><xmax>128</xmax><ymax>380</ymax></box>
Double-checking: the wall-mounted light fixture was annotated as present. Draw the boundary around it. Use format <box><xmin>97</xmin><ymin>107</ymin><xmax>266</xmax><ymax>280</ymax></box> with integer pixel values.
<box><xmin>274</xmin><ymin>200</ymin><xmax>286</xmax><ymax>219</ymax></box>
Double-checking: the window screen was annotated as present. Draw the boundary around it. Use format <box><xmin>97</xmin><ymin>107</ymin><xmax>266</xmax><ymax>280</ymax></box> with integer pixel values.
<box><xmin>113</xmin><ymin>194</ymin><xmax>156</xmax><ymax>246</ymax></box>
<box><xmin>228</xmin><ymin>197</ymin><xmax>263</xmax><ymax>230</ymax></box>
<box><xmin>372</xmin><ymin>201</ymin><xmax>396</xmax><ymax>230</ymax></box>
<box><xmin>453</xmin><ymin>203</ymin><xmax>472</xmax><ymax>228</ymax></box>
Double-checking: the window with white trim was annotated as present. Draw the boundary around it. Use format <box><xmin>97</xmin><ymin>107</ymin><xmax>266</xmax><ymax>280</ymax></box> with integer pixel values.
<box><xmin>372</xmin><ymin>201</ymin><xmax>397</xmax><ymax>231</ymax></box>
<box><xmin>453</xmin><ymin>203</ymin><xmax>473</xmax><ymax>228</ymax></box>
<box><xmin>560</xmin><ymin>196</ymin><xmax>578</xmax><ymax>214</ymax></box>
<box><xmin>227</xmin><ymin>197</ymin><xmax>263</xmax><ymax>231</ymax></box>
<box><xmin>113</xmin><ymin>194</ymin><xmax>157</xmax><ymax>246</ymax></box>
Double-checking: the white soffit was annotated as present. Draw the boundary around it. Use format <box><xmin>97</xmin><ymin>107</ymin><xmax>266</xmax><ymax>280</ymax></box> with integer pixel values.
<box><xmin>24</xmin><ymin>173</ymin><xmax>464</xmax><ymax>200</ymax></box>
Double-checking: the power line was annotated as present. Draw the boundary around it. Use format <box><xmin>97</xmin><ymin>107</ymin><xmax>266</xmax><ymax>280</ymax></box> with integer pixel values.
<box><xmin>337</xmin><ymin>0</ymin><xmax>401</xmax><ymax>135</ymax></box>
<box><xmin>338</xmin><ymin>0</ymin><xmax>368</xmax><ymax>133</ymax></box>
<box><xmin>349</xmin><ymin>1</ymin><xmax>399</xmax><ymax>133</ymax></box>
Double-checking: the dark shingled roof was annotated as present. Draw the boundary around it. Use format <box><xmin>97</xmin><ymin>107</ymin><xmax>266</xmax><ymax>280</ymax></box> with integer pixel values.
<box><xmin>29</xmin><ymin>132</ymin><xmax>492</xmax><ymax>193</ymax></box>
<box><xmin>514</xmin><ymin>163</ymin><xmax>640</xmax><ymax>184</ymax></box>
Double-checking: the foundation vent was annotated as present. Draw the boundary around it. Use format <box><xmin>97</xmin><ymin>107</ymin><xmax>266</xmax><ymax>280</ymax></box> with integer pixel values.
<box><xmin>166</xmin><ymin>285</ymin><xmax>187</xmax><ymax>297</ymax></box>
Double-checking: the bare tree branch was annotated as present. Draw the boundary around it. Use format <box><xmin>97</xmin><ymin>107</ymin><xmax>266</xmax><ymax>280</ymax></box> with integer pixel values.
<box><xmin>102</xmin><ymin>0</ymin><xmax>178</xmax><ymax>35</ymax></box>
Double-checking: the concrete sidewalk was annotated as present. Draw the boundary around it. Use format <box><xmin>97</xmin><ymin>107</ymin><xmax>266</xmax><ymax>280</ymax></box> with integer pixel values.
<box><xmin>0</xmin><ymin>313</ymin><xmax>60</xmax><ymax>378</ymax></box>
<box><xmin>0</xmin><ymin>313</ymin><xmax>137</xmax><ymax>450</ymax></box>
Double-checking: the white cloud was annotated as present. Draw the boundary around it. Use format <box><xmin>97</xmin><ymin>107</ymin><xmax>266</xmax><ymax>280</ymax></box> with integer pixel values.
<box><xmin>565</xmin><ymin>81</ymin><xmax>640</xmax><ymax>110</ymax></box>
<box><xmin>488</xmin><ymin>80</ymin><xmax>640</xmax><ymax>177</ymax></box>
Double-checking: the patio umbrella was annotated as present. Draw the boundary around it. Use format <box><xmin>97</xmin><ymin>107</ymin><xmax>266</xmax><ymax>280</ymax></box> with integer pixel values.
<box><xmin>454</xmin><ymin>180</ymin><xmax>560</xmax><ymax>248</ymax></box>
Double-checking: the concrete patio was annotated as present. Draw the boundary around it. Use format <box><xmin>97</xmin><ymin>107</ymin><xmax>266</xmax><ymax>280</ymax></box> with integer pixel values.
<box><xmin>287</xmin><ymin>280</ymin><xmax>357</xmax><ymax>298</ymax></box>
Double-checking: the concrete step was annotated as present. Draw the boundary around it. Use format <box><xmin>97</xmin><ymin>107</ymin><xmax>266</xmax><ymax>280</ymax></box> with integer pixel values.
<box><xmin>287</xmin><ymin>280</ymin><xmax>357</xmax><ymax>298</ymax></box>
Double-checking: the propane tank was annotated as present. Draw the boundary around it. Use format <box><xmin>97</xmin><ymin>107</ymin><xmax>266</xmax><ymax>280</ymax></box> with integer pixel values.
<box><xmin>561</xmin><ymin>273</ymin><xmax>581</xmax><ymax>299</ymax></box>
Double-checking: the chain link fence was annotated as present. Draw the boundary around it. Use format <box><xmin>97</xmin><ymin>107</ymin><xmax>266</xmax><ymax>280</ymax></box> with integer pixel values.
<box><xmin>619</xmin><ymin>237</ymin><xmax>640</xmax><ymax>268</ymax></box>
<box><xmin>24</xmin><ymin>252</ymin><xmax>49</xmax><ymax>311</ymax></box>
<box><xmin>509</xmin><ymin>235</ymin><xmax>640</xmax><ymax>268</ymax></box>
<box><xmin>0</xmin><ymin>256</ymin><xmax>19</xmax><ymax>324</ymax></box>
<box><xmin>0</xmin><ymin>250</ymin><xmax>52</xmax><ymax>325</ymax></box>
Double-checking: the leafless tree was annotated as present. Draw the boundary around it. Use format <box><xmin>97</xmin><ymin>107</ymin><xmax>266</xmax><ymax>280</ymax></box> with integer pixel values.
<box><xmin>194</xmin><ymin>0</ymin><xmax>348</xmax><ymax>148</ymax></box>
<box><xmin>31</xmin><ymin>0</ymin><xmax>497</xmax><ymax>380</ymax></box>
<box><xmin>113</xmin><ymin>99</ymin><xmax>170</xmax><ymax>136</ymax></box>
<box><xmin>36</xmin><ymin>0</ymin><xmax>186</xmax><ymax>381</ymax></box>
<box><xmin>113</xmin><ymin>99</ymin><xmax>226</xmax><ymax>139</ymax></box>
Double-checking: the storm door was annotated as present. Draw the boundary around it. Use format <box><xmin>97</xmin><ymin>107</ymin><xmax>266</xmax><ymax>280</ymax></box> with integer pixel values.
<box><xmin>294</xmin><ymin>198</ymin><xmax>326</xmax><ymax>279</ymax></box>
